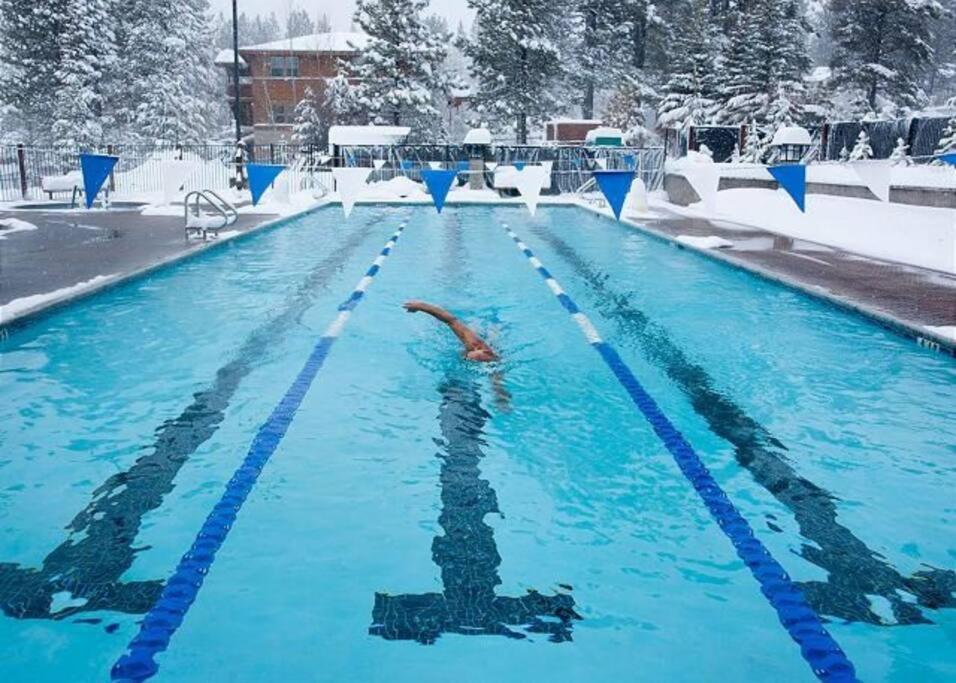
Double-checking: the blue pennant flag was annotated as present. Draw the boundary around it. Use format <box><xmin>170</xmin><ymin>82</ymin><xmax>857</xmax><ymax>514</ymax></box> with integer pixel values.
<box><xmin>421</xmin><ymin>169</ymin><xmax>457</xmax><ymax>214</ymax></box>
<box><xmin>514</xmin><ymin>161</ymin><xmax>526</xmax><ymax>171</ymax></box>
<box><xmin>79</xmin><ymin>153</ymin><xmax>119</xmax><ymax>209</ymax></box>
<box><xmin>623</xmin><ymin>153</ymin><xmax>637</xmax><ymax>170</ymax></box>
<box><xmin>400</xmin><ymin>159</ymin><xmax>415</xmax><ymax>171</ymax></box>
<box><xmin>593</xmin><ymin>170</ymin><xmax>635</xmax><ymax>220</ymax></box>
<box><xmin>939</xmin><ymin>152</ymin><xmax>956</xmax><ymax>167</ymax></box>
<box><xmin>768</xmin><ymin>164</ymin><xmax>806</xmax><ymax>212</ymax></box>
<box><xmin>247</xmin><ymin>163</ymin><xmax>285</xmax><ymax>206</ymax></box>
<box><xmin>457</xmin><ymin>160</ymin><xmax>470</xmax><ymax>173</ymax></box>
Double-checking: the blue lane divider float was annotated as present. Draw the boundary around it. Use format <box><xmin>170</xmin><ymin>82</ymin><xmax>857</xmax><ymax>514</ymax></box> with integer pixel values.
<box><xmin>111</xmin><ymin>224</ymin><xmax>407</xmax><ymax>682</ymax></box>
<box><xmin>500</xmin><ymin>224</ymin><xmax>858</xmax><ymax>683</ymax></box>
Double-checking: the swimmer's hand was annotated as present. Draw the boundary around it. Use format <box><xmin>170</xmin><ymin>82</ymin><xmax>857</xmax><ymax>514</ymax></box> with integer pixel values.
<box><xmin>403</xmin><ymin>301</ymin><xmax>428</xmax><ymax>313</ymax></box>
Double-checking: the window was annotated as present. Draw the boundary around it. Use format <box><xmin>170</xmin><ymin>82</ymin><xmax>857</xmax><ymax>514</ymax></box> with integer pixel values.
<box><xmin>269</xmin><ymin>56</ymin><xmax>299</xmax><ymax>77</ymax></box>
<box><xmin>272</xmin><ymin>104</ymin><xmax>291</xmax><ymax>124</ymax></box>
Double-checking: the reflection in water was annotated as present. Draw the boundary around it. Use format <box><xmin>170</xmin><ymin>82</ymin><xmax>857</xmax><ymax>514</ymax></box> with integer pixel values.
<box><xmin>370</xmin><ymin>379</ymin><xmax>580</xmax><ymax>643</ymax></box>
<box><xmin>0</xmin><ymin>222</ymin><xmax>375</xmax><ymax>619</ymax></box>
<box><xmin>533</xmin><ymin>226</ymin><xmax>956</xmax><ymax>625</ymax></box>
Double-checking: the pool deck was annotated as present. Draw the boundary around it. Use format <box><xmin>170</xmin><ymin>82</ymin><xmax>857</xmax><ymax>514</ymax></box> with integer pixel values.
<box><xmin>0</xmin><ymin>205</ymin><xmax>284</xmax><ymax>326</ymax></box>
<box><xmin>613</xmin><ymin>202</ymin><xmax>956</xmax><ymax>355</ymax></box>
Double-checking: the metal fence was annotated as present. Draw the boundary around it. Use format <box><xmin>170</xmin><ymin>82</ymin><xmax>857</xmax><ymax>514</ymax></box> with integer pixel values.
<box><xmin>0</xmin><ymin>143</ymin><xmax>667</xmax><ymax>203</ymax></box>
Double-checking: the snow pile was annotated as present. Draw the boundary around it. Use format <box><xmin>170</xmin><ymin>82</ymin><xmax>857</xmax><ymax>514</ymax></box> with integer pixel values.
<box><xmin>925</xmin><ymin>326</ymin><xmax>956</xmax><ymax>343</ymax></box>
<box><xmin>0</xmin><ymin>217</ymin><xmax>39</xmax><ymax>238</ymax></box>
<box><xmin>41</xmin><ymin>172</ymin><xmax>82</xmax><ymax>192</ymax></box>
<box><xmin>1</xmin><ymin>274</ymin><xmax>116</xmax><ymax>321</ymax></box>
<box><xmin>675</xmin><ymin>188</ymin><xmax>956</xmax><ymax>273</ymax></box>
<box><xmin>676</xmin><ymin>235</ymin><xmax>734</xmax><ymax>250</ymax></box>
<box><xmin>361</xmin><ymin>176</ymin><xmax>426</xmax><ymax>199</ymax></box>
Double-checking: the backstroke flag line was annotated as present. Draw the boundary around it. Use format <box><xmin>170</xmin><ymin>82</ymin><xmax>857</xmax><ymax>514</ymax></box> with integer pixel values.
<box><xmin>768</xmin><ymin>164</ymin><xmax>807</xmax><ymax>213</ymax></box>
<box><xmin>850</xmin><ymin>159</ymin><xmax>893</xmax><ymax>202</ymax></box>
<box><xmin>247</xmin><ymin>163</ymin><xmax>285</xmax><ymax>206</ymax></box>
<box><xmin>593</xmin><ymin>170</ymin><xmax>635</xmax><ymax>220</ymax></box>
<box><xmin>513</xmin><ymin>165</ymin><xmax>550</xmax><ymax>216</ymax></box>
<box><xmin>421</xmin><ymin>169</ymin><xmax>457</xmax><ymax>214</ymax></box>
<box><xmin>79</xmin><ymin>153</ymin><xmax>119</xmax><ymax>209</ymax></box>
<box><xmin>332</xmin><ymin>167</ymin><xmax>372</xmax><ymax>218</ymax></box>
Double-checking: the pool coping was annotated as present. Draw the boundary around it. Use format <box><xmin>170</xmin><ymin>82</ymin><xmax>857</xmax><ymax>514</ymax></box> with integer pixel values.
<box><xmin>572</xmin><ymin>199</ymin><xmax>956</xmax><ymax>358</ymax></box>
<box><xmin>4</xmin><ymin>196</ymin><xmax>953</xmax><ymax>360</ymax></box>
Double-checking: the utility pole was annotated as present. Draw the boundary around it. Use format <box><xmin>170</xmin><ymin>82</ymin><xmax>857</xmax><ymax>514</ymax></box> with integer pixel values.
<box><xmin>232</xmin><ymin>0</ymin><xmax>242</xmax><ymax>143</ymax></box>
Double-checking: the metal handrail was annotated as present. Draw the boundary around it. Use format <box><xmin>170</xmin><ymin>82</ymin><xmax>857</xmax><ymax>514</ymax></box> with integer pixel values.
<box><xmin>200</xmin><ymin>189</ymin><xmax>239</xmax><ymax>225</ymax></box>
<box><xmin>184</xmin><ymin>190</ymin><xmax>237</xmax><ymax>240</ymax></box>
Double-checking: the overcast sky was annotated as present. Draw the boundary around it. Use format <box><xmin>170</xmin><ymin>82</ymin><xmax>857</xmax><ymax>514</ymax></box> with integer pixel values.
<box><xmin>208</xmin><ymin>0</ymin><xmax>474</xmax><ymax>32</ymax></box>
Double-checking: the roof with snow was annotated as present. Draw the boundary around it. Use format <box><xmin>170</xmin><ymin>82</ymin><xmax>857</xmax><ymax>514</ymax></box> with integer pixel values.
<box><xmin>463</xmin><ymin>128</ymin><xmax>492</xmax><ymax>145</ymax></box>
<box><xmin>771</xmin><ymin>126</ymin><xmax>812</xmax><ymax>146</ymax></box>
<box><xmin>214</xmin><ymin>49</ymin><xmax>245</xmax><ymax>66</ymax></box>
<box><xmin>241</xmin><ymin>32</ymin><xmax>369</xmax><ymax>54</ymax></box>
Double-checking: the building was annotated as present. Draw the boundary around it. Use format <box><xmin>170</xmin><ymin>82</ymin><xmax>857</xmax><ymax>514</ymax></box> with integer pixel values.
<box><xmin>217</xmin><ymin>32</ymin><xmax>369</xmax><ymax>145</ymax></box>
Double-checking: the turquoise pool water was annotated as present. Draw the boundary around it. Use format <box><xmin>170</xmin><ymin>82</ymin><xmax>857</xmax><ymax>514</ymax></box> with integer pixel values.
<box><xmin>0</xmin><ymin>204</ymin><xmax>954</xmax><ymax>681</ymax></box>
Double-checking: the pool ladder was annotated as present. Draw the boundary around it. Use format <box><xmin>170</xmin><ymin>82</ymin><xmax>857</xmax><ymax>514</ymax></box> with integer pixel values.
<box><xmin>184</xmin><ymin>190</ymin><xmax>238</xmax><ymax>240</ymax></box>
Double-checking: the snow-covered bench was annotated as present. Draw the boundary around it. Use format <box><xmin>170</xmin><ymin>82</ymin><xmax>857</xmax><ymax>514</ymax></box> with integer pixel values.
<box><xmin>40</xmin><ymin>171</ymin><xmax>83</xmax><ymax>199</ymax></box>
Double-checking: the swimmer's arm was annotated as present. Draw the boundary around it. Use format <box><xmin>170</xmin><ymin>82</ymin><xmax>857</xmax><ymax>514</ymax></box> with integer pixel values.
<box><xmin>403</xmin><ymin>301</ymin><xmax>482</xmax><ymax>350</ymax></box>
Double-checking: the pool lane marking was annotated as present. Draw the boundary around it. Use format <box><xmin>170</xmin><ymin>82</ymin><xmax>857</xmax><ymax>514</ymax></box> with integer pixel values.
<box><xmin>111</xmin><ymin>225</ymin><xmax>407</xmax><ymax>682</ymax></box>
<box><xmin>500</xmin><ymin>224</ymin><xmax>858</xmax><ymax>683</ymax></box>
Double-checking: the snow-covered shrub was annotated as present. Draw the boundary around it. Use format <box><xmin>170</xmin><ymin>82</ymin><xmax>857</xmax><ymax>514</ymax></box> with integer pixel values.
<box><xmin>849</xmin><ymin>130</ymin><xmax>873</xmax><ymax>161</ymax></box>
<box><xmin>889</xmin><ymin>137</ymin><xmax>911</xmax><ymax>166</ymax></box>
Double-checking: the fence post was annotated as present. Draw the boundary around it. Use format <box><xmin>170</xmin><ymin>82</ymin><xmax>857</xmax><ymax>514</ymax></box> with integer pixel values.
<box><xmin>106</xmin><ymin>144</ymin><xmax>116</xmax><ymax>191</ymax></box>
<box><xmin>16</xmin><ymin>143</ymin><xmax>28</xmax><ymax>199</ymax></box>
<box><xmin>820</xmin><ymin>123</ymin><xmax>830</xmax><ymax>161</ymax></box>
<box><xmin>270</xmin><ymin>143</ymin><xmax>275</xmax><ymax>164</ymax></box>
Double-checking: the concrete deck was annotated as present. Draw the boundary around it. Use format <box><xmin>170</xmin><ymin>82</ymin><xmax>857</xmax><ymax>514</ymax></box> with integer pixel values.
<box><xmin>0</xmin><ymin>206</ymin><xmax>281</xmax><ymax>324</ymax></box>
<box><xmin>627</xmin><ymin>205</ymin><xmax>956</xmax><ymax>355</ymax></box>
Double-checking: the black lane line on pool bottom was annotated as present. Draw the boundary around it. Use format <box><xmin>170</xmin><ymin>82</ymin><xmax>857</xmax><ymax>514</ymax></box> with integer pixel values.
<box><xmin>369</xmin><ymin>378</ymin><xmax>581</xmax><ymax>643</ymax></box>
<box><xmin>530</xmin><ymin>225</ymin><xmax>956</xmax><ymax>626</ymax></box>
<box><xmin>0</xmin><ymin>222</ymin><xmax>376</xmax><ymax>622</ymax></box>
<box><xmin>111</xmin><ymin>225</ymin><xmax>406</xmax><ymax>682</ymax></box>
<box><xmin>502</xmin><ymin>224</ymin><xmax>858</xmax><ymax>683</ymax></box>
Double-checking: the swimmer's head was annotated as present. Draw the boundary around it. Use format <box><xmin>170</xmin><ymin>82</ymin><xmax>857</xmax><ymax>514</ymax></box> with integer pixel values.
<box><xmin>465</xmin><ymin>347</ymin><xmax>498</xmax><ymax>363</ymax></box>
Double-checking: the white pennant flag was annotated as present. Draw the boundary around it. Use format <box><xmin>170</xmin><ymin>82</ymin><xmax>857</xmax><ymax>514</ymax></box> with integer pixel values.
<box><xmin>373</xmin><ymin>158</ymin><xmax>386</xmax><ymax>170</ymax></box>
<box><xmin>332</xmin><ymin>167</ymin><xmax>372</xmax><ymax>218</ymax></box>
<box><xmin>850</xmin><ymin>160</ymin><xmax>893</xmax><ymax>202</ymax></box>
<box><xmin>595</xmin><ymin>158</ymin><xmax>608</xmax><ymax>170</ymax></box>
<box><xmin>318</xmin><ymin>154</ymin><xmax>331</xmax><ymax>165</ymax></box>
<box><xmin>160</xmin><ymin>159</ymin><xmax>198</xmax><ymax>205</ymax></box>
<box><xmin>428</xmin><ymin>161</ymin><xmax>443</xmax><ymax>170</ymax></box>
<box><xmin>514</xmin><ymin>165</ymin><xmax>550</xmax><ymax>216</ymax></box>
<box><xmin>681</xmin><ymin>165</ymin><xmax>722</xmax><ymax>215</ymax></box>
<box><xmin>486</xmin><ymin>162</ymin><xmax>498</xmax><ymax>171</ymax></box>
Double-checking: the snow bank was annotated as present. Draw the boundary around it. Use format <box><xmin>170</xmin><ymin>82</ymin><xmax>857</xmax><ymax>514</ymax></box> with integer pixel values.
<box><xmin>0</xmin><ymin>217</ymin><xmax>39</xmax><ymax>238</ymax></box>
<box><xmin>1</xmin><ymin>274</ymin><xmax>116</xmax><ymax>321</ymax></box>
<box><xmin>925</xmin><ymin>326</ymin><xmax>956</xmax><ymax>342</ymax></box>
<box><xmin>361</xmin><ymin>176</ymin><xmax>426</xmax><ymax>199</ymax></box>
<box><xmin>676</xmin><ymin>235</ymin><xmax>733</xmax><ymax>250</ymax></box>
<box><xmin>679</xmin><ymin>187</ymin><xmax>956</xmax><ymax>273</ymax></box>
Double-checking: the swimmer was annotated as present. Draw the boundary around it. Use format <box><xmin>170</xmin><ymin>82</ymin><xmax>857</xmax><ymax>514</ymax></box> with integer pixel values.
<box><xmin>403</xmin><ymin>301</ymin><xmax>499</xmax><ymax>362</ymax></box>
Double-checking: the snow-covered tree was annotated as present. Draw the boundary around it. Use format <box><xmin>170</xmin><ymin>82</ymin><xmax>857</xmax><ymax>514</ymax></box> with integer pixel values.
<box><xmin>740</xmin><ymin>121</ymin><xmax>768</xmax><ymax>163</ymax></box>
<box><xmin>286</xmin><ymin>7</ymin><xmax>315</xmax><ymax>38</ymax></box>
<box><xmin>325</xmin><ymin>70</ymin><xmax>364</xmax><ymax>126</ymax></box>
<box><xmin>463</xmin><ymin>0</ymin><xmax>571</xmax><ymax>143</ymax></box>
<box><xmin>657</xmin><ymin>0</ymin><xmax>719</xmax><ymax>131</ymax></box>
<box><xmin>0</xmin><ymin>0</ymin><xmax>65</xmax><ymax>142</ymax></box>
<box><xmin>350</xmin><ymin>0</ymin><xmax>447</xmax><ymax>136</ymax></box>
<box><xmin>120</xmin><ymin>0</ymin><xmax>219</xmax><ymax>144</ymax></box>
<box><xmin>830</xmin><ymin>0</ymin><xmax>940</xmax><ymax>114</ymax></box>
<box><xmin>292</xmin><ymin>86</ymin><xmax>323</xmax><ymax>146</ymax></box>
<box><xmin>889</xmin><ymin>136</ymin><xmax>911</xmax><ymax>164</ymax></box>
<box><xmin>937</xmin><ymin>115</ymin><xmax>956</xmax><ymax>155</ymax></box>
<box><xmin>573</xmin><ymin>0</ymin><xmax>635</xmax><ymax>119</ymax></box>
<box><xmin>51</xmin><ymin>0</ymin><xmax>117</xmax><ymax>148</ymax></box>
<box><xmin>849</xmin><ymin>129</ymin><xmax>873</xmax><ymax>160</ymax></box>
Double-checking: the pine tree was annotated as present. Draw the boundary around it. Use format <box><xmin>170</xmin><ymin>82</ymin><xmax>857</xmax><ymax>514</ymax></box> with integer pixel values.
<box><xmin>286</xmin><ymin>7</ymin><xmax>315</xmax><ymax>38</ymax></box>
<box><xmin>0</xmin><ymin>0</ymin><xmax>66</xmax><ymax>142</ymax></box>
<box><xmin>830</xmin><ymin>0</ymin><xmax>940</xmax><ymax>114</ymax></box>
<box><xmin>849</xmin><ymin>130</ymin><xmax>873</xmax><ymax>160</ymax></box>
<box><xmin>51</xmin><ymin>0</ymin><xmax>117</xmax><ymax>149</ymax></box>
<box><xmin>120</xmin><ymin>0</ymin><xmax>219</xmax><ymax>144</ymax></box>
<box><xmin>325</xmin><ymin>71</ymin><xmax>363</xmax><ymax>126</ymax></box>
<box><xmin>292</xmin><ymin>87</ymin><xmax>323</xmax><ymax>146</ymax></box>
<box><xmin>889</xmin><ymin>136</ymin><xmax>911</xmax><ymax>164</ymax></box>
<box><xmin>740</xmin><ymin>121</ymin><xmax>767</xmax><ymax>163</ymax></box>
<box><xmin>574</xmin><ymin>0</ymin><xmax>634</xmax><ymax>118</ymax></box>
<box><xmin>463</xmin><ymin>0</ymin><xmax>571</xmax><ymax>143</ymax></box>
<box><xmin>937</xmin><ymin>116</ymin><xmax>956</xmax><ymax>155</ymax></box>
<box><xmin>657</xmin><ymin>0</ymin><xmax>719</xmax><ymax>131</ymax></box>
<box><xmin>350</xmin><ymin>0</ymin><xmax>447</xmax><ymax>136</ymax></box>
<box><xmin>839</xmin><ymin>145</ymin><xmax>850</xmax><ymax>161</ymax></box>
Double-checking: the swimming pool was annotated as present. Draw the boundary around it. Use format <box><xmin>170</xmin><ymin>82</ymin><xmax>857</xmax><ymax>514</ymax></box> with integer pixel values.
<box><xmin>1</xmin><ymin>204</ymin><xmax>954</xmax><ymax>682</ymax></box>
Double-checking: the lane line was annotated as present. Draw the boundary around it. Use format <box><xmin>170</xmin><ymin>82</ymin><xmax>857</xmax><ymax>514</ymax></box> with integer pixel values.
<box><xmin>111</xmin><ymin>225</ymin><xmax>407</xmax><ymax>682</ymax></box>
<box><xmin>500</xmin><ymin>223</ymin><xmax>857</xmax><ymax>683</ymax></box>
